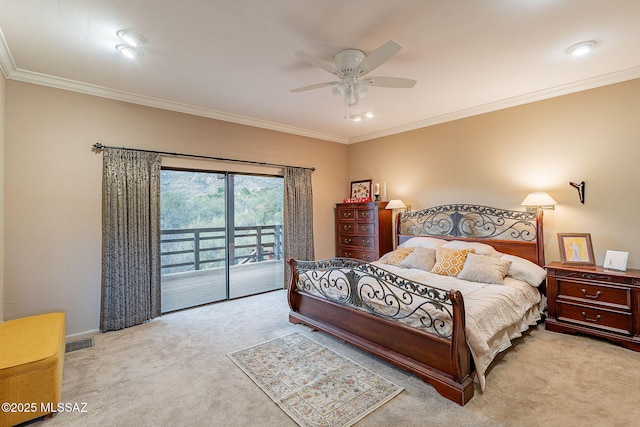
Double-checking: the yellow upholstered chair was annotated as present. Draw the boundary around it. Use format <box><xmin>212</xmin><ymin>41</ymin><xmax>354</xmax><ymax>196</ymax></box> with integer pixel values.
<box><xmin>0</xmin><ymin>312</ymin><xmax>65</xmax><ymax>427</ymax></box>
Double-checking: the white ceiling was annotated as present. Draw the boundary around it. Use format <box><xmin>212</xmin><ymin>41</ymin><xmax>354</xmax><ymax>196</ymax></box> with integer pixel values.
<box><xmin>1</xmin><ymin>0</ymin><xmax>640</xmax><ymax>144</ymax></box>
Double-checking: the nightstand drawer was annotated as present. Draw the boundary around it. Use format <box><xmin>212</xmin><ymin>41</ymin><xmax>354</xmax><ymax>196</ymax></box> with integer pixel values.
<box><xmin>556</xmin><ymin>301</ymin><xmax>632</xmax><ymax>336</ymax></box>
<box><xmin>338</xmin><ymin>248</ymin><xmax>375</xmax><ymax>262</ymax></box>
<box><xmin>556</xmin><ymin>279</ymin><xmax>630</xmax><ymax>310</ymax></box>
<box><xmin>339</xmin><ymin>236</ymin><xmax>375</xmax><ymax>249</ymax></box>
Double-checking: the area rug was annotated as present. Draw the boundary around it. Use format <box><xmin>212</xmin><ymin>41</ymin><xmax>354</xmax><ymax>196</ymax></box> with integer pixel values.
<box><xmin>227</xmin><ymin>333</ymin><xmax>403</xmax><ymax>427</ymax></box>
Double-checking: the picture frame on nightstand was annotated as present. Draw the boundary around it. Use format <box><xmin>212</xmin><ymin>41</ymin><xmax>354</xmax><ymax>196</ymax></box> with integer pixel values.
<box><xmin>557</xmin><ymin>233</ymin><xmax>595</xmax><ymax>266</ymax></box>
<box><xmin>604</xmin><ymin>250</ymin><xmax>629</xmax><ymax>271</ymax></box>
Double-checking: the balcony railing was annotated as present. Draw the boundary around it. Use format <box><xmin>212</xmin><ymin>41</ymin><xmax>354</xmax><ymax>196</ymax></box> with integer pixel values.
<box><xmin>161</xmin><ymin>225</ymin><xmax>283</xmax><ymax>274</ymax></box>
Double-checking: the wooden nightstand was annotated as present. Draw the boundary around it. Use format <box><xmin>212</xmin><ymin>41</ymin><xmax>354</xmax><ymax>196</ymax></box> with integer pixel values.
<box><xmin>335</xmin><ymin>202</ymin><xmax>392</xmax><ymax>262</ymax></box>
<box><xmin>545</xmin><ymin>261</ymin><xmax>640</xmax><ymax>352</ymax></box>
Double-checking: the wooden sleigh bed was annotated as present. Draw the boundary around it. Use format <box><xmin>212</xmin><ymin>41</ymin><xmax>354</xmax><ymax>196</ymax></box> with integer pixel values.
<box><xmin>287</xmin><ymin>204</ymin><xmax>546</xmax><ymax>405</ymax></box>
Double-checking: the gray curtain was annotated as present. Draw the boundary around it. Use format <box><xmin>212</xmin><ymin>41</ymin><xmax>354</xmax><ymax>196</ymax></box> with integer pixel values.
<box><xmin>283</xmin><ymin>167</ymin><xmax>315</xmax><ymax>288</ymax></box>
<box><xmin>100</xmin><ymin>148</ymin><xmax>161</xmax><ymax>332</ymax></box>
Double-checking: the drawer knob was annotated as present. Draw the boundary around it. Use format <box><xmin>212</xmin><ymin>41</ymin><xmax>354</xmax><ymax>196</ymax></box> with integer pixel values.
<box><xmin>581</xmin><ymin>289</ymin><xmax>602</xmax><ymax>299</ymax></box>
<box><xmin>581</xmin><ymin>312</ymin><xmax>602</xmax><ymax>323</ymax></box>
<box><xmin>362</xmin><ymin>239</ymin><xmax>371</xmax><ymax>245</ymax></box>
<box><xmin>345</xmin><ymin>252</ymin><xmax>352</xmax><ymax>257</ymax></box>
<box><xmin>344</xmin><ymin>212</ymin><xmax>352</xmax><ymax>217</ymax></box>
<box><xmin>344</xmin><ymin>225</ymin><xmax>352</xmax><ymax>230</ymax></box>
<box><xmin>344</xmin><ymin>238</ymin><xmax>352</xmax><ymax>244</ymax></box>
<box><xmin>361</xmin><ymin>212</ymin><xmax>369</xmax><ymax>217</ymax></box>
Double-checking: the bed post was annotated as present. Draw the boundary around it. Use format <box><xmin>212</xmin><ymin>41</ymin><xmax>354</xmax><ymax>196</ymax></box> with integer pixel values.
<box><xmin>448</xmin><ymin>290</ymin><xmax>474</xmax><ymax>403</ymax></box>
<box><xmin>287</xmin><ymin>259</ymin><xmax>300</xmax><ymax>311</ymax></box>
<box><xmin>395</xmin><ymin>211</ymin><xmax>403</xmax><ymax>247</ymax></box>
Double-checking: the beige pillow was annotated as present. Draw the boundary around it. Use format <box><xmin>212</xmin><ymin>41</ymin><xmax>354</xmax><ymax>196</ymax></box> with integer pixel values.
<box><xmin>458</xmin><ymin>253</ymin><xmax>512</xmax><ymax>285</ymax></box>
<box><xmin>399</xmin><ymin>247</ymin><xmax>437</xmax><ymax>271</ymax></box>
<box><xmin>379</xmin><ymin>247</ymin><xmax>415</xmax><ymax>265</ymax></box>
<box><xmin>431</xmin><ymin>247</ymin><xmax>474</xmax><ymax>277</ymax></box>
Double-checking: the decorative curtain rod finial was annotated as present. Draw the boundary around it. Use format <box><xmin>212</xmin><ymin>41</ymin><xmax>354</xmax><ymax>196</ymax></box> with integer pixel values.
<box><xmin>92</xmin><ymin>142</ymin><xmax>105</xmax><ymax>152</ymax></box>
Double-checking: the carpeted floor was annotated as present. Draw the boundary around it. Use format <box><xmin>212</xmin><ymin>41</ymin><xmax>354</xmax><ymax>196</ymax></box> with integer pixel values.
<box><xmin>32</xmin><ymin>290</ymin><xmax>640</xmax><ymax>426</ymax></box>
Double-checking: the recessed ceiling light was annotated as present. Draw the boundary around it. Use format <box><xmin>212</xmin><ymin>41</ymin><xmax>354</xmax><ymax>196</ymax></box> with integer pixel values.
<box><xmin>364</xmin><ymin>112</ymin><xmax>374</xmax><ymax>118</ymax></box>
<box><xmin>116</xmin><ymin>44</ymin><xmax>140</xmax><ymax>59</ymax></box>
<box><xmin>566</xmin><ymin>40</ymin><xmax>597</xmax><ymax>57</ymax></box>
<box><xmin>116</xmin><ymin>30</ymin><xmax>146</xmax><ymax>47</ymax></box>
<box><xmin>351</xmin><ymin>115</ymin><xmax>362</xmax><ymax>122</ymax></box>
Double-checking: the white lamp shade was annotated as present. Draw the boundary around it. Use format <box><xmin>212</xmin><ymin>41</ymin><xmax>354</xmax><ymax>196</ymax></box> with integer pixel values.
<box><xmin>385</xmin><ymin>199</ymin><xmax>407</xmax><ymax>210</ymax></box>
<box><xmin>521</xmin><ymin>192</ymin><xmax>557</xmax><ymax>207</ymax></box>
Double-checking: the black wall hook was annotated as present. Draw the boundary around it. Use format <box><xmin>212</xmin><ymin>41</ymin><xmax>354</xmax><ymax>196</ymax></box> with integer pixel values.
<box><xmin>570</xmin><ymin>181</ymin><xmax>585</xmax><ymax>204</ymax></box>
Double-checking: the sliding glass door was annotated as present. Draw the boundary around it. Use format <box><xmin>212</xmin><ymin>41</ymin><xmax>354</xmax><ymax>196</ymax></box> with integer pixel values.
<box><xmin>160</xmin><ymin>169</ymin><xmax>283</xmax><ymax>313</ymax></box>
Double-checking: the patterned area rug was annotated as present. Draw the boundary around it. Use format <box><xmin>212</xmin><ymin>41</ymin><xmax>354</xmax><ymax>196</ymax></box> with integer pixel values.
<box><xmin>228</xmin><ymin>333</ymin><xmax>403</xmax><ymax>427</ymax></box>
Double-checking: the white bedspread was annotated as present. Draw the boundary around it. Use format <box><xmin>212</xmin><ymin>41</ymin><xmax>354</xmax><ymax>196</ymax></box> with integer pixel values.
<box><xmin>372</xmin><ymin>262</ymin><xmax>542</xmax><ymax>390</ymax></box>
<box><xmin>298</xmin><ymin>262</ymin><xmax>543</xmax><ymax>390</ymax></box>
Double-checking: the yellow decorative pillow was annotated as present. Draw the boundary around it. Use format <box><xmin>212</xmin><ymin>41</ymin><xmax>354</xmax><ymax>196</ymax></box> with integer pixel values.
<box><xmin>379</xmin><ymin>247</ymin><xmax>415</xmax><ymax>265</ymax></box>
<box><xmin>431</xmin><ymin>247</ymin><xmax>475</xmax><ymax>276</ymax></box>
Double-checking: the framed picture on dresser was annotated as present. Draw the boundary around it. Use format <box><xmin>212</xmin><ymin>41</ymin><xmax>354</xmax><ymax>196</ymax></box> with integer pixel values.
<box><xmin>558</xmin><ymin>233</ymin><xmax>595</xmax><ymax>266</ymax></box>
<box><xmin>350</xmin><ymin>179</ymin><xmax>372</xmax><ymax>200</ymax></box>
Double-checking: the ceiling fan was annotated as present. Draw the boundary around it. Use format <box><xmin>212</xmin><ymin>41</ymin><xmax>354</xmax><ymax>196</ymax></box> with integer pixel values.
<box><xmin>291</xmin><ymin>40</ymin><xmax>417</xmax><ymax>108</ymax></box>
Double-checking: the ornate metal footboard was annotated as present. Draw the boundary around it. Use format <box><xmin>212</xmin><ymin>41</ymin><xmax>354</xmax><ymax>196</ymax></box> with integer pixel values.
<box><xmin>288</xmin><ymin>258</ymin><xmax>473</xmax><ymax>405</ymax></box>
<box><xmin>292</xmin><ymin>258</ymin><xmax>454</xmax><ymax>338</ymax></box>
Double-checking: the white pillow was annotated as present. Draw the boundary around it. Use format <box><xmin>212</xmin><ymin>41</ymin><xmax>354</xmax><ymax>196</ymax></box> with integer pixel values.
<box><xmin>442</xmin><ymin>240</ymin><xmax>499</xmax><ymax>257</ymax></box>
<box><xmin>500</xmin><ymin>254</ymin><xmax>547</xmax><ymax>287</ymax></box>
<box><xmin>458</xmin><ymin>253</ymin><xmax>511</xmax><ymax>285</ymax></box>
<box><xmin>398</xmin><ymin>237</ymin><xmax>447</xmax><ymax>250</ymax></box>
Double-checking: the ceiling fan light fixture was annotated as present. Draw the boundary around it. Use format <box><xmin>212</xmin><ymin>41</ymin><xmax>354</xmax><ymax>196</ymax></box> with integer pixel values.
<box><xmin>566</xmin><ymin>40</ymin><xmax>596</xmax><ymax>57</ymax></box>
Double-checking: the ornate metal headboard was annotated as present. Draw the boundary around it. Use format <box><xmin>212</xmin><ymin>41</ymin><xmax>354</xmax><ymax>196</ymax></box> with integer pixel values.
<box><xmin>398</xmin><ymin>204</ymin><xmax>544</xmax><ymax>265</ymax></box>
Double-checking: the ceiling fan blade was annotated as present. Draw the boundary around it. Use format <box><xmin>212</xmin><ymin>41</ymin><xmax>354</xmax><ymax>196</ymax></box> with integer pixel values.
<box><xmin>362</xmin><ymin>76</ymin><xmax>417</xmax><ymax>88</ymax></box>
<box><xmin>290</xmin><ymin>81</ymin><xmax>340</xmax><ymax>93</ymax></box>
<box><xmin>294</xmin><ymin>51</ymin><xmax>336</xmax><ymax>74</ymax></box>
<box><xmin>357</xmin><ymin>40</ymin><xmax>402</xmax><ymax>75</ymax></box>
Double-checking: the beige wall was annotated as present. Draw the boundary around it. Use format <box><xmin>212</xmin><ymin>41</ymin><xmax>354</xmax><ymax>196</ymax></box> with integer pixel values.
<box><xmin>348</xmin><ymin>78</ymin><xmax>640</xmax><ymax>268</ymax></box>
<box><xmin>0</xmin><ymin>71</ymin><xmax>5</xmax><ymax>322</ymax></box>
<box><xmin>5</xmin><ymin>77</ymin><xmax>640</xmax><ymax>334</ymax></box>
<box><xmin>4</xmin><ymin>81</ymin><xmax>347</xmax><ymax>335</ymax></box>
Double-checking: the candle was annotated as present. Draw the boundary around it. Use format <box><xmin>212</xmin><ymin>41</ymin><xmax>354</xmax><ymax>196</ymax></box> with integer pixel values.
<box><xmin>383</xmin><ymin>182</ymin><xmax>387</xmax><ymax>201</ymax></box>
<box><xmin>373</xmin><ymin>183</ymin><xmax>380</xmax><ymax>195</ymax></box>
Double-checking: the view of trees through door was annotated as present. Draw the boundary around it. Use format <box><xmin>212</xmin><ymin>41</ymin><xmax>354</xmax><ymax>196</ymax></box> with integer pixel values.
<box><xmin>160</xmin><ymin>169</ymin><xmax>284</xmax><ymax>313</ymax></box>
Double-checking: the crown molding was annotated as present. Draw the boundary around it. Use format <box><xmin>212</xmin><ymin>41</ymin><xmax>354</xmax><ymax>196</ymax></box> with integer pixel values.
<box><xmin>347</xmin><ymin>66</ymin><xmax>640</xmax><ymax>144</ymax></box>
<box><xmin>4</xmin><ymin>68</ymin><xmax>349</xmax><ymax>144</ymax></box>
<box><xmin>2</xmin><ymin>20</ymin><xmax>639</xmax><ymax>146</ymax></box>
<box><xmin>0</xmin><ymin>26</ymin><xmax>16</xmax><ymax>78</ymax></box>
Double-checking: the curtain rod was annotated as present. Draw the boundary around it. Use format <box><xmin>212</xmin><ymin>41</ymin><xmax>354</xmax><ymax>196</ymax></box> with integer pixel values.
<box><xmin>91</xmin><ymin>142</ymin><xmax>316</xmax><ymax>172</ymax></box>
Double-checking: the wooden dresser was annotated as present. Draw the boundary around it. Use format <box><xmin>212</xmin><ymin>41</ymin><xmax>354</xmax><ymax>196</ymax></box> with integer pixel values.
<box><xmin>545</xmin><ymin>261</ymin><xmax>640</xmax><ymax>352</ymax></box>
<box><xmin>335</xmin><ymin>201</ymin><xmax>393</xmax><ymax>262</ymax></box>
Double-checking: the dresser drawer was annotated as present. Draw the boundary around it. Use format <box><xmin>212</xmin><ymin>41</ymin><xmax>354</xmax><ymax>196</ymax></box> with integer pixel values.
<box><xmin>356</xmin><ymin>209</ymin><xmax>375</xmax><ymax>222</ymax></box>
<box><xmin>339</xmin><ymin>235</ymin><xmax>375</xmax><ymax>249</ymax></box>
<box><xmin>556</xmin><ymin>279</ymin><xmax>631</xmax><ymax>310</ymax></box>
<box><xmin>338</xmin><ymin>221</ymin><xmax>375</xmax><ymax>235</ymax></box>
<box><xmin>556</xmin><ymin>301</ymin><xmax>632</xmax><ymax>336</ymax></box>
<box><xmin>337</xmin><ymin>247</ymin><xmax>375</xmax><ymax>262</ymax></box>
<box><xmin>338</xmin><ymin>209</ymin><xmax>356</xmax><ymax>220</ymax></box>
